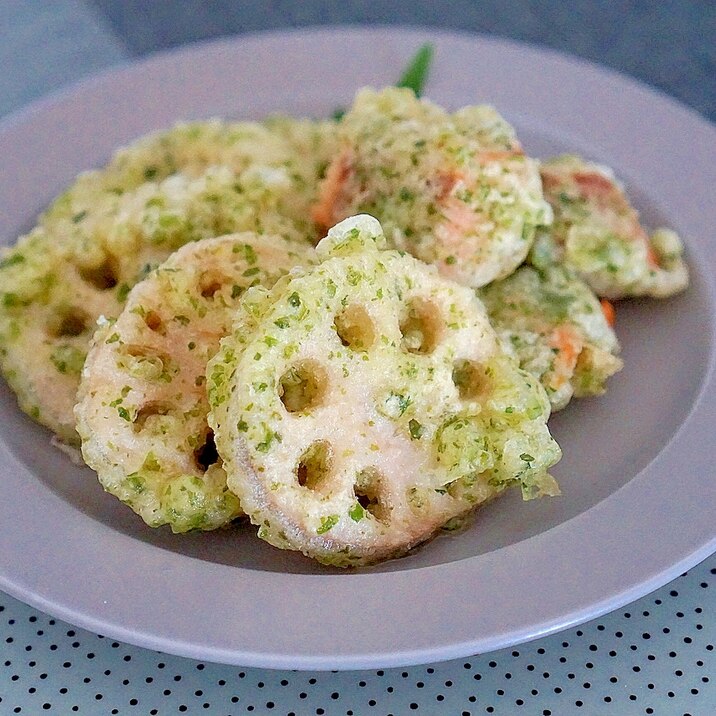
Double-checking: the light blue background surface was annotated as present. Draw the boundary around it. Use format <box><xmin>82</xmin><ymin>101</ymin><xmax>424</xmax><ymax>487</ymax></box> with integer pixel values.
<box><xmin>3</xmin><ymin>1</ymin><xmax>715</xmax><ymax>122</ymax></box>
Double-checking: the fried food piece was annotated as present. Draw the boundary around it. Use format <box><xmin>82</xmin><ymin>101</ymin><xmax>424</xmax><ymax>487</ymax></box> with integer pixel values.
<box><xmin>75</xmin><ymin>234</ymin><xmax>311</xmax><ymax>532</ymax></box>
<box><xmin>43</xmin><ymin>118</ymin><xmax>337</xmax><ymax>234</ymax></box>
<box><xmin>479</xmin><ymin>265</ymin><xmax>623</xmax><ymax>411</ymax></box>
<box><xmin>0</xmin><ymin>159</ymin><xmax>318</xmax><ymax>445</ymax></box>
<box><xmin>312</xmin><ymin>87</ymin><xmax>552</xmax><ymax>288</ymax></box>
<box><xmin>208</xmin><ymin>215</ymin><xmax>561</xmax><ymax>567</ymax></box>
<box><xmin>534</xmin><ymin>154</ymin><xmax>688</xmax><ymax>299</ymax></box>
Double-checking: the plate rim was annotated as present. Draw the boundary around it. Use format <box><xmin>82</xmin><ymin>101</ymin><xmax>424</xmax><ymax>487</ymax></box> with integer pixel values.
<box><xmin>0</xmin><ymin>25</ymin><xmax>714</xmax><ymax>670</ymax></box>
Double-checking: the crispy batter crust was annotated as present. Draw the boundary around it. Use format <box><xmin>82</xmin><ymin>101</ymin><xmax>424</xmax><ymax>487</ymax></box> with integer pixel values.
<box><xmin>534</xmin><ymin>154</ymin><xmax>688</xmax><ymax>299</ymax></box>
<box><xmin>75</xmin><ymin>234</ymin><xmax>311</xmax><ymax>532</ymax></box>
<box><xmin>209</xmin><ymin>216</ymin><xmax>561</xmax><ymax>566</ymax></box>
<box><xmin>313</xmin><ymin>88</ymin><xmax>552</xmax><ymax>288</ymax></box>
<box><xmin>0</xmin><ymin>119</ymin><xmax>336</xmax><ymax>443</ymax></box>
<box><xmin>480</xmin><ymin>265</ymin><xmax>623</xmax><ymax>410</ymax></box>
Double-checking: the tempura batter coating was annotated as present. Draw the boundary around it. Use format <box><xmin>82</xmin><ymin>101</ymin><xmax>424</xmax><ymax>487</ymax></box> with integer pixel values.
<box><xmin>75</xmin><ymin>234</ymin><xmax>310</xmax><ymax>532</ymax></box>
<box><xmin>533</xmin><ymin>154</ymin><xmax>688</xmax><ymax>299</ymax></box>
<box><xmin>479</xmin><ymin>265</ymin><xmax>623</xmax><ymax>411</ymax></box>
<box><xmin>312</xmin><ymin>88</ymin><xmax>552</xmax><ymax>288</ymax></box>
<box><xmin>43</xmin><ymin>117</ymin><xmax>337</xmax><ymax>234</ymax></box>
<box><xmin>208</xmin><ymin>216</ymin><xmax>561</xmax><ymax>567</ymax></box>
<box><xmin>0</xmin><ymin>118</ymin><xmax>335</xmax><ymax>443</ymax></box>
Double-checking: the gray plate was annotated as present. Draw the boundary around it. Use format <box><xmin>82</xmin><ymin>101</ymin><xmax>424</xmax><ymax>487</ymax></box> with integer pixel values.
<box><xmin>0</xmin><ymin>27</ymin><xmax>714</xmax><ymax>670</ymax></box>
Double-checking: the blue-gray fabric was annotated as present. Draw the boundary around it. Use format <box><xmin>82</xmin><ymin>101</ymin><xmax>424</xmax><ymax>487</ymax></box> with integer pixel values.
<box><xmin>0</xmin><ymin>0</ymin><xmax>128</xmax><ymax>118</ymax></box>
<box><xmin>1</xmin><ymin>0</ymin><xmax>714</xmax><ymax>120</ymax></box>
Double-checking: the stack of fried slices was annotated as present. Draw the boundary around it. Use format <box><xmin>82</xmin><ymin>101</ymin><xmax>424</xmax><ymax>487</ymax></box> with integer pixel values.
<box><xmin>0</xmin><ymin>89</ymin><xmax>688</xmax><ymax>567</ymax></box>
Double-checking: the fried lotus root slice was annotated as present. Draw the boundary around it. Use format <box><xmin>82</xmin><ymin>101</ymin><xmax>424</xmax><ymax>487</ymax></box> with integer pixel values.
<box><xmin>479</xmin><ymin>265</ymin><xmax>623</xmax><ymax>411</ymax></box>
<box><xmin>533</xmin><ymin>154</ymin><xmax>689</xmax><ymax>299</ymax></box>
<box><xmin>0</xmin><ymin>228</ymin><xmax>119</xmax><ymax>444</ymax></box>
<box><xmin>43</xmin><ymin>118</ymin><xmax>338</xmax><ymax>231</ymax></box>
<box><xmin>0</xmin><ymin>162</ymin><xmax>313</xmax><ymax>444</ymax></box>
<box><xmin>75</xmin><ymin>233</ymin><xmax>310</xmax><ymax>532</ymax></box>
<box><xmin>208</xmin><ymin>215</ymin><xmax>561</xmax><ymax>567</ymax></box>
<box><xmin>312</xmin><ymin>87</ymin><xmax>552</xmax><ymax>288</ymax></box>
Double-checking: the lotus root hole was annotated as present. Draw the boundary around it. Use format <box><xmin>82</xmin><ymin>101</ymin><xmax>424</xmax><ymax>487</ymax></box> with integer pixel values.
<box><xmin>78</xmin><ymin>258</ymin><xmax>119</xmax><ymax>290</ymax></box>
<box><xmin>199</xmin><ymin>274</ymin><xmax>224</xmax><ymax>299</ymax></box>
<box><xmin>334</xmin><ymin>304</ymin><xmax>376</xmax><ymax>350</ymax></box>
<box><xmin>354</xmin><ymin>468</ymin><xmax>389</xmax><ymax>522</ymax></box>
<box><xmin>452</xmin><ymin>359</ymin><xmax>488</xmax><ymax>401</ymax></box>
<box><xmin>132</xmin><ymin>402</ymin><xmax>171</xmax><ymax>432</ymax></box>
<box><xmin>279</xmin><ymin>360</ymin><xmax>328</xmax><ymax>413</ymax></box>
<box><xmin>399</xmin><ymin>298</ymin><xmax>442</xmax><ymax>354</ymax></box>
<box><xmin>194</xmin><ymin>429</ymin><xmax>219</xmax><ymax>471</ymax></box>
<box><xmin>295</xmin><ymin>441</ymin><xmax>332</xmax><ymax>491</ymax></box>
<box><xmin>48</xmin><ymin>309</ymin><xmax>89</xmax><ymax>338</ymax></box>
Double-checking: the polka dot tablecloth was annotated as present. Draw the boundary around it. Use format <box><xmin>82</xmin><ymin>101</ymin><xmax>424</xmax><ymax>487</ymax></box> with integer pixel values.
<box><xmin>1</xmin><ymin>555</ymin><xmax>714</xmax><ymax>714</ymax></box>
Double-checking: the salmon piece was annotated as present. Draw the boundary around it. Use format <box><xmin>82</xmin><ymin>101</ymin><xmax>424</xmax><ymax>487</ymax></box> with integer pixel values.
<box><xmin>312</xmin><ymin>148</ymin><xmax>353</xmax><ymax>232</ymax></box>
<box><xmin>600</xmin><ymin>298</ymin><xmax>616</xmax><ymax>327</ymax></box>
<box><xmin>547</xmin><ymin>325</ymin><xmax>584</xmax><ymax>391</ymax></box>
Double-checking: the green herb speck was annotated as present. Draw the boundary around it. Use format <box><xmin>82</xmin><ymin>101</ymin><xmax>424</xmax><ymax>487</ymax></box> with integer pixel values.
<box><xmin>0</xmin><ymin>254</ymin><xmax>25</xmax><ymax>269</ymax></box>
<box><xmin>317</xmin><ymin>515</ymin><xmax>339</xmax><ymax>534</ymax></box>
<box><xmin>243</xmin><ymin>244</ymin><xmax>257</xmax><ymax>265</ymax></box>
<box><xmin>408</xmin><ymin>419</ymin><xmax>424</xmax><ymax>440</ymax></box>
<box><xmin>116</xmin><ymin>283</ymin><xmax>131</xmax><ymax>302</ymax></box>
